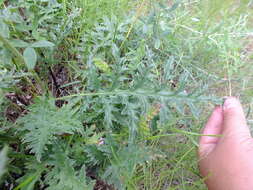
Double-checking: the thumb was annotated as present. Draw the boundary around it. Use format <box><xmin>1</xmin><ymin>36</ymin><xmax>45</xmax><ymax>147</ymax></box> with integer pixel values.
<box><xmin>222</xmin><ymin>97</ymin><xmax>250</xmax><ymax>138</ymax></box>
<box><xmin>199</xmin><ymin>106</ymin><xmax>223</xmax><ymax>158</ymax></box>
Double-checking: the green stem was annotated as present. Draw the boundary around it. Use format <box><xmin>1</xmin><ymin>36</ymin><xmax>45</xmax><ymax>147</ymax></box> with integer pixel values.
<box><xmin>56</xmin><ymin>90</ymin><xmax>221</xmax><ymax>103</ymax></box>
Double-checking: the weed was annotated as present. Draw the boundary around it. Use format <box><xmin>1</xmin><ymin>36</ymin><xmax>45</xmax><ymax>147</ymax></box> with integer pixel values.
<box><xmin>0</xmin><ymin>0</ymin><xmax>252</xmax><ymax>190</ymax></box>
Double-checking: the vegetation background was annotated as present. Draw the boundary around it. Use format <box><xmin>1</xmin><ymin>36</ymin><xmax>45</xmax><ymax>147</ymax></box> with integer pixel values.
<box><xmin>0</xmin><ymin>0</ymin><xmax>253</xmax><ymax>189</ymax></box>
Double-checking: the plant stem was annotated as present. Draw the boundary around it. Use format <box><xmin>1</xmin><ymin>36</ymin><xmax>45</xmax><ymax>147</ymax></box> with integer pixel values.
<box><xmin>120</xmin><ymin>0</ymin><xmax>146</xmax><ymax>49</ymax></box>
<box><xmin>56</xmin><ymin>90</ymin><xmax>222</xmax><ymax>104</ymax></box>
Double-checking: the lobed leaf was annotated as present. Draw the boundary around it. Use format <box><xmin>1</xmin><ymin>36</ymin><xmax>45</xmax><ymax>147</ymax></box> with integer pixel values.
<box><xmin>17</xmin><ymin>96</ymin><xmax>83</xmax><ymax>162</ymax></box>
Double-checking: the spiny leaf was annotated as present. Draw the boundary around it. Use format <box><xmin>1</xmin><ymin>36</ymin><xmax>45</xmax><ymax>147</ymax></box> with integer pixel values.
<box><xmin>14</xmin><ymin>159</ymin><xmax>45</xmax><ymax>190</ymax></box>
<box><xmin>103</xmin><ymin>144</ymin><xmax>153</xmax><ymax>189</ymax></box>
<box><xmin>17</xmin><ymin>96</ymin><xmax>83</xmax><ymax>162</ymax></box>
<box><xmin>45</xmin><ymin>149</ymin><xmax>95</xmax><ymax>190</ymax></box>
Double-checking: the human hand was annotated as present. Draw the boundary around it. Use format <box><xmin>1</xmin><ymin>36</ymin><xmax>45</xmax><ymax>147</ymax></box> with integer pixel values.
<box><xmin>199</xmin><ymin>97</ymin><xmax>253</xmax><ymax>190</ymax></box>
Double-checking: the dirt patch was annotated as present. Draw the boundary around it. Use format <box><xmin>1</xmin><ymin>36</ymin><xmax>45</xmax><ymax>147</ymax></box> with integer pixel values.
<box><xmin>48</xmin><ymin>64</ymin><xmax>71</xmax><ymax>107</ymax></box>
<box><xmin>87</xmin><ymin>170</ymin><xmax>115</xmax><ymax>190</ymax></box>
<box><xmin>94</xmin><ymin>180</ymin><xmax>114</xmax><ymax>190</ymax></box>
<box><xmin>4</xmin><ymin>84</ymin><xmax>33</xmax><ymax>122</ymax></box>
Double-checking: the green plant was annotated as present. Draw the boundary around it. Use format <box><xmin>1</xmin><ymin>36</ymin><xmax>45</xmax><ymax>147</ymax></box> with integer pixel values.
<box><xmin>17</xmin><ymin>96</ymin><xmax>83</xmax><ymax>161</ymax></box>
<box><xmin>0</xmin><ymin>0</ymin><xmax>252</xmax><ymax>189</ymax></box>
<box><xmin>0</xmin><ymin>146</ymin><xmax>8</xmax><ymax>180</ymax></box>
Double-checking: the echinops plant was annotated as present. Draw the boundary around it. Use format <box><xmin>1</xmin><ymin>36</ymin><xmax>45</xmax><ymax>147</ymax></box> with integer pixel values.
<box><xmin>0</xmin><ymin>0</ymin><xmax>252</xmax><ymax>190</ymax></box>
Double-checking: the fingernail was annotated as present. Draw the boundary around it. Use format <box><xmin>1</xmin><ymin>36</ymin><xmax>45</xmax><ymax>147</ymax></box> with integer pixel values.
<box><xmin>223</xmin><ymin>97</ymin><xmax>239</xmax><ymax>110</ymax></box>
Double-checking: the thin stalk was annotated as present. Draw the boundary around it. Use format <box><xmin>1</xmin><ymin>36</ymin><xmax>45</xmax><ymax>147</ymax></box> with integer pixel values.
<box><xmin>226</xmin><ymin>59</ymin><xmax>232</xmax><ymax>96</ymax></box>
<box><xmin>168</xmin><ymin>147</ymin><xmax>195</xmax><ymax>187</ymax></box>
<box><xmin>144</xmin><ymin>133</ymin><xmax>222</xmax><ymax>141</ymax></box>
<box><xmin>56</xmin><ymin>90</ymin><xmax>221</xmax><ymax>103</ymax></box>
<box><xmin>120</xmin><ymin>0</ymin><xmax>146</xmax><ymax>49</ymax></box>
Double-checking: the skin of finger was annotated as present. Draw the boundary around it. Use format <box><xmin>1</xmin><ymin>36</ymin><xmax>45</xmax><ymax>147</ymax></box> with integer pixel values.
<box><xmin>200</xmin><ymin>138</ymin><xmax>253</xmax><ymax>190</ymax></box>
<box><xmin>200</xmin><ymin>106</ymin><xmax>223</xmax><ymax>144</ymax></box>
<box><xmin>222</xmin><ymin>97</ymin><xmax>250</xmax><ymax>138</ymax></box>
<box><xmin>198</xmin><ymin>106</ymin><xmax>223</xmax><ymax>158</ymax></box>
<box><xmin>200</xmin><ymin>97</ymin><xmax>253</xmax><ymax>190</ymax></box>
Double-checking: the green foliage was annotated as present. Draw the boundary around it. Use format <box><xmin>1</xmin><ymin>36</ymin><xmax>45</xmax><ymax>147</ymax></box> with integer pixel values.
<box><xmin>14</xmin><ymin>160</ymin><xmax>44</xmax><ymax>190</ymax></box>
<box><xmin>44</xmin><ymin>149</ymin><xmax>95</xmax><ymax>190</ymax></box>
<box><xmin>103</xmin><ymin>144</ymin><xmax>153</xmax><ymax>190</ymax></box>
<box><xmin>0</xmin><ymin>146</ymin><xmax>8</xmax><ymax>180</ymax></box>
<box><xmin>23</xmin><ymin>47</ymin><xmax>37</xmax><ymax>70</ymax></box>
<box><xmin>0</xmin><ymin>67</ymin><xmax>22</xmax><ymax>90</ymax></box>
<box><xmin>0</xmin><ymin>0</ymin><xmax>252</xmax><ymax>189</ymax></box>
<box><xmin>18</xmin><ymin>96</ymin><xmax>83</xmax><ymax>162</ymax></box>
